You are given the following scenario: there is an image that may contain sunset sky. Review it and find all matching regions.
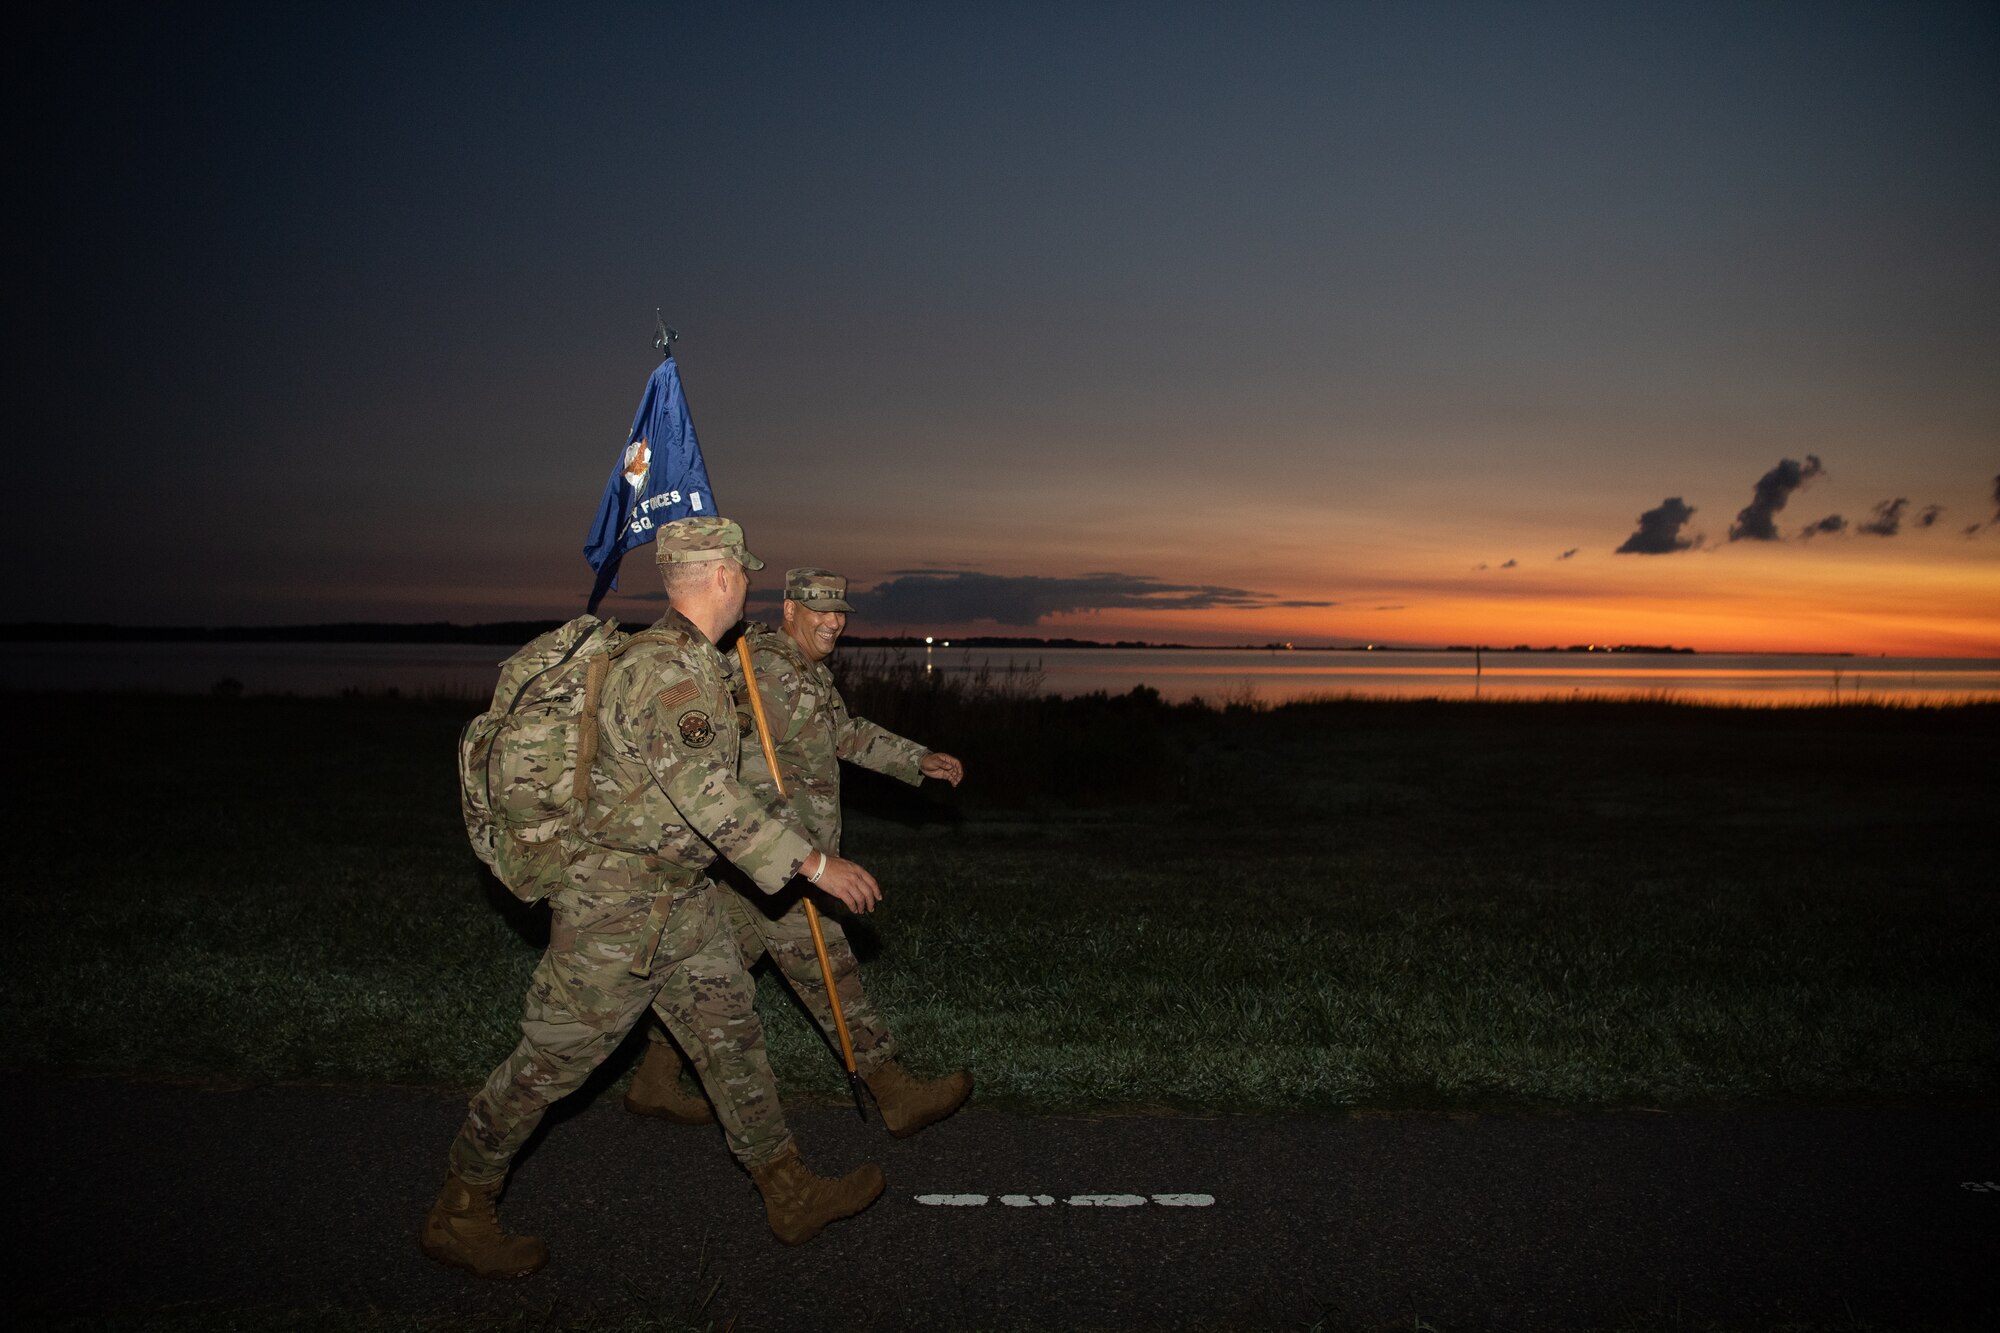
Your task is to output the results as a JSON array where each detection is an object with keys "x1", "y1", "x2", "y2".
[{"x1": 15, "y1": 3, "x2": 1999, "y2": 654}]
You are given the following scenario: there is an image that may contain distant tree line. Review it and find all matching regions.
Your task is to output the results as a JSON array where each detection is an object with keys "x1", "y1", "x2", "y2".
[
  {"x1": 1, "y1": 623, "x2": 1704, "y2": 653},
  {"x1": 0, "y1": 622, "x2": 565, "y2": 645}
]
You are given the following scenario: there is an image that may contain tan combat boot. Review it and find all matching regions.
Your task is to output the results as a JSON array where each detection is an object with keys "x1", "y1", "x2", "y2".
[
  {"x1": 420, "y1": 1172, "x2": 548, "y2": 1278},
  {"x1": 864, "y1": 1061, "x2": 973, "y2": 1138},
  {"x1": 622, "y1": 1039, "x2": 715, "y2": 1125},
  {"x1": 749, "y1": 1142, "x2": 885, "y2": 1245}
]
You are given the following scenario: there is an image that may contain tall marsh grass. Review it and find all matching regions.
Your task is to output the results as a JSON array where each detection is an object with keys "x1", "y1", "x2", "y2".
[{"x1": 830, "y1": 652, "x2": 1192, "y2": 805}]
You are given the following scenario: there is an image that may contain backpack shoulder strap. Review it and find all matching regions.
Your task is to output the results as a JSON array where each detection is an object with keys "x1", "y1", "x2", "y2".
[
  {"x1": 573, "y1": 651, "x2": 613, "y2": 807},
  {"x1": 607, "y1": 623, "x2": 688, "y2": 660},
  {"x1": 574, "y1": 623, "x2": 691, "y2": 807}
]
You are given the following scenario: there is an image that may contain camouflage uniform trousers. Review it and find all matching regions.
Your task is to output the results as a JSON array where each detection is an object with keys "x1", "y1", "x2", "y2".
[
  {"x1": 448, "y1": 850, "x2": 791, "y2": 1183},
  {"x1": 730, "y1": 885, "x2": 896, "y2": 1072},
  {"x1": 639, "y1": 884, "x2": 898, "y2": 1077}
]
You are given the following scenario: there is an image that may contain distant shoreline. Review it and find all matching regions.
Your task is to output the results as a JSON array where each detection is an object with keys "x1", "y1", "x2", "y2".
[
  {"x1": 0, "y1": 621, "x2": 1829, "y2": 655},
  {"x1": 0, "y1": 620, "x2": 1726, "y2": 654}
]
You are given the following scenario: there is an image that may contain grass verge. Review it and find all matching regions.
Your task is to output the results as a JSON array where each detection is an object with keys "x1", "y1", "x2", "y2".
[{"x1": 5, "y1": 688, "x2": 1993, "y2": 1113}]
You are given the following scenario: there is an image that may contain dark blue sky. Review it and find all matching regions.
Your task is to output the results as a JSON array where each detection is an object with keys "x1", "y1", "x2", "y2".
[{"x1": 15, "y1": 2, "x2": 1999, "y2": 650}]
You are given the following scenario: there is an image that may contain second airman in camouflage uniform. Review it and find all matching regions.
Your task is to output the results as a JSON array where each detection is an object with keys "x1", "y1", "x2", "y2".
[
  {"x1": 626, "y1": 567, "x2": 973, "y2": 1137},
  {"x1": 422, "y1": 520, "x2": 890, "y2": 1280}
]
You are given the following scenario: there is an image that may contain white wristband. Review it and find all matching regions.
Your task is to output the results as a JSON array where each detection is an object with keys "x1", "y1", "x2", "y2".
[{"x1": 808, "y1": 852, "x2": 827, "y2": 884}]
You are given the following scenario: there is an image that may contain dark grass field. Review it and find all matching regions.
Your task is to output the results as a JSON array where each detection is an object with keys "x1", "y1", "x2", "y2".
[
  {"x1": 30, "y1": 1301, "x2": 1987, "y2": 1333},
  {"x1": 6, "y1": 684, "x2": 1993, "y2": 1115}
]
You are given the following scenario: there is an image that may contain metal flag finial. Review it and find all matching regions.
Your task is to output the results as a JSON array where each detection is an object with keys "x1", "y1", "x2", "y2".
[{"x1": 654, "y1": 310, "x2": 679, "y2": 358}]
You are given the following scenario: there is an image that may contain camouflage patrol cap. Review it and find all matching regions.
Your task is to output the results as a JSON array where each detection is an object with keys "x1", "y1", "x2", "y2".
[
  {"x1": 654, "y1": 516, "x2": 765, "y2": 571},
  {"x1": 784, "y1": 567, "x2": 855, "y2": 613}
]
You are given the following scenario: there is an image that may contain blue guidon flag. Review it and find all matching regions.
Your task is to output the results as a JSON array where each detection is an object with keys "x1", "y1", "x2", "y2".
[{"x1": 584, "y1": 355, "x2": 717, "y2": 613}]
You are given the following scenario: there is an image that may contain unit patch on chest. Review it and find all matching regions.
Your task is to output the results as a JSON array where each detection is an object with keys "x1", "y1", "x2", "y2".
[{"x1": 677, "y1": 709, "x2": 716, "y2": 749}]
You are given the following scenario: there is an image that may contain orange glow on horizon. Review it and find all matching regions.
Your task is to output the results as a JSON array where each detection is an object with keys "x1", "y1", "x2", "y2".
[{"x1": 859, "y1": 541, "x2": 2000, "y2": 656}]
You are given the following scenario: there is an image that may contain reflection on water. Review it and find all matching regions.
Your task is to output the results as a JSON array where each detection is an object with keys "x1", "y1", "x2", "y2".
[{"x1": 4, "y1": 641, "x2": 1997, "y2": 707}]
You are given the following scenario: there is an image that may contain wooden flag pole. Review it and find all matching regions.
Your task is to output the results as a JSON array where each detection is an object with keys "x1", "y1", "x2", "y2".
[{"x1": 734, "y1": 634, "x2": 869, "y2": 1119}]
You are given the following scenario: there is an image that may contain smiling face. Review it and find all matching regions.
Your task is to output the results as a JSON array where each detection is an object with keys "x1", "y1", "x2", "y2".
[{"x1": 781, "y1": 597, "x2": 847, "y2": 663}]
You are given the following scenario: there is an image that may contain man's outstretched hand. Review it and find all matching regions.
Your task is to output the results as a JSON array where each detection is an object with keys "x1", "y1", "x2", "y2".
[{"x1": 919, "y1": 751, "x2": 965, "y2": 786}]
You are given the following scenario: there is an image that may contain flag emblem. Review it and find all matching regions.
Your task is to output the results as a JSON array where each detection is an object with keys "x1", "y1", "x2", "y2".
[
  {"x1": 621, "y1": 440, "x2": 651, "y2": 488},
  {"x1": 583, "y1": 355, "x2": 718, "y2": 613}
]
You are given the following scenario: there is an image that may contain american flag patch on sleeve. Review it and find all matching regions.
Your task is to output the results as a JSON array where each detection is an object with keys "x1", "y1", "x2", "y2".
[{"x1": 656, "y1": 679, "x2": 699, "y2": 711}]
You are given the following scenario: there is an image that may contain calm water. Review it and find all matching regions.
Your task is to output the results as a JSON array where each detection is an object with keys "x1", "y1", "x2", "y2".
[{"x1": 6, "y1": 641, "x2": 1998, "y2": 706}]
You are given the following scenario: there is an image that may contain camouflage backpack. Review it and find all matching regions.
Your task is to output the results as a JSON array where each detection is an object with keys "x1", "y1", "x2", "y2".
[{"x1": 458, "y1": 614, "x2": 642, "y2": 902}]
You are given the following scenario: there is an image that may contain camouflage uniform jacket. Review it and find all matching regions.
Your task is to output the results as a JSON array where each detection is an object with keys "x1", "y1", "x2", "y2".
[
  {"x1": 578, "y1": 609, "x2": 816, "y2": 894},
  {"x1": 728, "y1": 621, "x2": 928, "y2": 851}
]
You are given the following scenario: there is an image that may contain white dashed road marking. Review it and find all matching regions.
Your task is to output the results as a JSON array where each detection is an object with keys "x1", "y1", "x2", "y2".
[{"x1": 915, "y1": 1193, "x2": 1216, "y2": 1208}]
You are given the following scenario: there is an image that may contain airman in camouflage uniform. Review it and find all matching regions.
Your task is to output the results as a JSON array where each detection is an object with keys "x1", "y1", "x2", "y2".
[
  {"x1": 625, "y1": 567, "x2": 973, "y2": 1138},
  {"x1": 423, "y1": 520, "x2": 889, "y2": 1280}
]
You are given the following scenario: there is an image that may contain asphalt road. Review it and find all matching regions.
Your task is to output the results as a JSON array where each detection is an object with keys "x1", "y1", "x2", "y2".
[{"x1": 13, "y1": 1074, "x2": 1996, "y2": 1330}]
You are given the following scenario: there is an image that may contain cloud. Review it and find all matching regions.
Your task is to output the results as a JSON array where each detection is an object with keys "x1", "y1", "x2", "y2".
[
  {"x1": 1500, "y1": 559, "x2": 1518, "y2": 569},
  {"x1": 1473, "y1": 562, "x2": 1488, "y2": 571},
  {"x1": 1616, "y1": 497, "x2": 1699, "y2": 554},
  {"x1": 1917, "y1": 504, "x2": 1943, "y2": 529},
  {"x1": 1373, "y1": 604, "x2": 1406, "y2": 611},
  {"x1": 1729, "y1": 455, "x2": 1823, "y2": 541},
  {"x1": 1857, "y1": 497, "x2": 1909, "y2": 537},
  {"x1": 1799, "y1": 514, "x2": 1846, "y2": 539},
  {"x1": 849, "y1": 570, "x2": 1318, "y2": 626},
  {"x1": 1556, "y1": 548, "x2": 1578, "y2": 561}
]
